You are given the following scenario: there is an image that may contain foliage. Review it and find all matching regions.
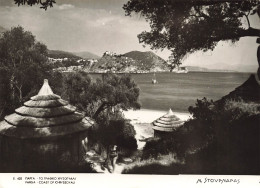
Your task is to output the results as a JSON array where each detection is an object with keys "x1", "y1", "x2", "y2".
[
  {"x1": 122, "y1": 153, "x2": 184, "y2": 174},
  {"x1": 0, "y1": 26, "x2": 61, "y2": 119},
  {"x1": 190, "y1": 97, "x2": 260, "y2": 122},
  {"x1": 91, "y1": 119, "x2": 138, "y2": 153},
  {"x1": 188, "y1": 97, "x2": 215, "y2": 121},
  {"x1": 140, "y1": 98, "x2": 260, "y2": 174},
  {"x1": 61, "y1": 72, "x2": 140, "y2": 153},
  {"x1": 88, "y1": 73, "x2": 141, "y2": 120},
  {"x1": 62, "y1": 71, "x2": 94, "y2": 114},
  {"x1": 62, "y1": 72, "x2": 141, "y2": 119},
  {"x1": 124, "y1": 0, "x2": 260, "y2": 69},
  {"x1": 142, "y1": 98, "x2": 216, "y2": 160},
  {"x1": 14, "y1": 0, "x2": 55, "y2": 10},
  {"x1": 185, "y1": 113, "x2": 260, "y2": 174},
  {"x1": 142, "y1": 137, "x2": 176, "y2": 159}
]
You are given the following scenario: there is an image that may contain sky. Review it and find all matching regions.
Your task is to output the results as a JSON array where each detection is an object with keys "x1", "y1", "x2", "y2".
[{"x1": 0, "y1": 0, "x2": 259, "y2": 72}]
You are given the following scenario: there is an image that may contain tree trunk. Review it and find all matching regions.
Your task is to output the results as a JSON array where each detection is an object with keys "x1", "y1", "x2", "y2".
[
  {"x1": 10, "y1": 75, "x2": 15, "y2": 101},
  {"x1": 0, "y1": 102, "x2": 6, "y2": 119},
  {"x1": 257, "y1": 38, "x2": 260, "y2": 79},
  {"x1": 14, "y1": 83, "x2": 23, "y2": 104},
  {"x1": 18, "y1": 85, "x2": 23, "y2": 103},
  {"x1": 93, "y1": 101, "x2": 108, "y2": 119}
]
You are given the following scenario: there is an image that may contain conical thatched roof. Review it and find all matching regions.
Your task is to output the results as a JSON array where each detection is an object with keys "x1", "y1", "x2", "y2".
[
  {"x1": 152, "y1": 109, "x2": 184, "y2": 132},
  {"x1": 0, "y1": 79, "x2": 94, "y2": 139}
]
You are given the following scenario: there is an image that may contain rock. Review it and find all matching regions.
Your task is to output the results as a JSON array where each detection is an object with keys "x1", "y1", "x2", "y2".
[
  {"x1": 122, "y1": 158, "x2": 133, "y2": 163},
  {"x1": 86, "y1": 150, "x2": 97, "y2": 157}
]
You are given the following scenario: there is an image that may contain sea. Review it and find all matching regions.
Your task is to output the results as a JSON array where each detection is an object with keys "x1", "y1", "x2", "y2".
[{"x1": 89, "y1": 72, "x2": 252, "y2": 113}]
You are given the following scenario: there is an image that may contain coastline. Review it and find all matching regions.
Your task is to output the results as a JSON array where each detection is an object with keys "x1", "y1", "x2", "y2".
[
  {"x1": 123, "y1": 108, "x2": 191, "y2": 124},
  {"x1": 123, "y1": 109, "x2": 191, "y2": 149}
]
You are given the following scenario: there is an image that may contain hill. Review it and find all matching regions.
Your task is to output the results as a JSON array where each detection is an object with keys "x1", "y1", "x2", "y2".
[
  {"x1": 73, "y1": 51, "x2": 100, "y2": 60},
  {"x1": 87, "y1": 51, "x2": 169, "y2": 73},
  {"x1": 47, "y1": 50, "x2": 81, "y2": 59},
  {"x1": 88, "y1": 53, "x2": 136, "y2": 73},
  {"x1": 220, "y1": 74, "x2": 260, "y2": 103},
  {"x1": 124, "y1": 51, "x2": 168, "y2": 72}
]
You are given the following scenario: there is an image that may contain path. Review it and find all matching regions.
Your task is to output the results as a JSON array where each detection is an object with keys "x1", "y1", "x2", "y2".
[{"x1": 85, "y1": 150, "x2": 129, "y2": 174}]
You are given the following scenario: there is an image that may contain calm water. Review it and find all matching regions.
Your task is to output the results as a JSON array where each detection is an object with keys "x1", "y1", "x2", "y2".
[{"x1": 90, "y1": 72, "x2": 251, "y2": 112}]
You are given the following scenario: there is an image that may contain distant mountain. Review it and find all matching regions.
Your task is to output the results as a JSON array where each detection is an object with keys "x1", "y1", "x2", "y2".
[
  {"x1": 210, "y1": 69, "x2": 236, "y2": 73},
  {"x1": 47, "y1": 50, "x2": 81, "y2": 59},
  {"x1": 186, "y1": 66, "x2": 209, "y2": 72},
  {"x1": 186, "y1": 66, "x2": 235, "y2": 73},
  {"x1": 73, "y1": 51, "x2": 100, "y2": 60},
  {"x1": 124, "y1": 51, "x2": 168, "y2": 71}
]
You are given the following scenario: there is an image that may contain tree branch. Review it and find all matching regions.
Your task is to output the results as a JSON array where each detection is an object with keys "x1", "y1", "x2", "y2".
[
  {"x1": 211, "y1": 27, "x2": 260, "y2": 42},
  {"x1": 191, "y1": 0, "x2": 243, "y2": 6},
  {"x1": 14, "y1": 82, "x2": 23, "y2": 102},
  {"x1": 93, "y1": 101, "x2": 110, "y2": 119},
  {"x1": 236, "y1": 27, "x2": 260, "y2": 37},
  {"x1": 189, "y1": 14, "x2": 206, "y2": 18},
  {"x1": 243, "y1": 13, "x2": 251, "y2": 28},
  {"x1": 194, "y1": 5, "x2": 209, "y2": 19}
]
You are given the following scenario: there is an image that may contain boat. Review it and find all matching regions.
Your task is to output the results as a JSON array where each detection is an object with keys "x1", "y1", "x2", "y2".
[
  {"x1": 152, "y1": 79, "x2": 157, "y2": 84},
  {"x1": 152, "y1": 72, "x2": 158, "y2": 84}
]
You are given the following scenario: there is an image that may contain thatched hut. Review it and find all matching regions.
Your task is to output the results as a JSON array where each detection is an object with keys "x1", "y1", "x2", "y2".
[
  {"x1": 0, "y1": 79, "x2": 94, "y2": 172},
  {"x1": 152, "y1": 109, "x2": 184, "y2": 138}
]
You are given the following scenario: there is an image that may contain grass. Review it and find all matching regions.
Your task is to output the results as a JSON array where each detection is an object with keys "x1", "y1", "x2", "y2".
[
  {"x1": 122, "y1": 153, "x2": 185, "y2": 174},
  {"x1": 224, "y1": 99, "x2": 259, "y2": 115}
]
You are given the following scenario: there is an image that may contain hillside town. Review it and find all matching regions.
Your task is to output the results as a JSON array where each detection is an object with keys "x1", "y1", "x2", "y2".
[{"x1": 49, "y1": 50, "x2": 188, "y2": 74}]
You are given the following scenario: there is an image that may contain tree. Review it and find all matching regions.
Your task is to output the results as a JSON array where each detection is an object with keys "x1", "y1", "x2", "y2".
[
  {"x1": 62, "y1": 72, "x2": 141, "y2": 120},
  {"x1": 14, "y1": 0, "x2": 55, "y2": 10},
  {"x1": 92, "y1": 73, "x2": 141, "y2": 119},
  {"x1": 0, "y1": 26, "x2": 59, "y2": 118},
  {"x1": 62, "y1": 71, "x2": 95, "y2": 115},
  {"x1": 123, "y1": 0, "x2": 260, "y2": 72},
  {"x1": 62, "y1": 72, "x2": 140, "y2": 155},
  {"x1": 91, "y1": 119, "x2": 138, "y2": 156}
]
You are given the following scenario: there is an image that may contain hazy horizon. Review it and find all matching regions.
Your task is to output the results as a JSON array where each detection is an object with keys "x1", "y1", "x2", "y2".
[{"x1": 0, "y1": 0, "x2": 259, "y2": 72}]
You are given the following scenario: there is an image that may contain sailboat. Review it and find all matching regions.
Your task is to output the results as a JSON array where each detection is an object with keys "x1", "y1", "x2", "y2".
[{"x1": 152, "y1": 72, "x2": 158, "y2": 84}]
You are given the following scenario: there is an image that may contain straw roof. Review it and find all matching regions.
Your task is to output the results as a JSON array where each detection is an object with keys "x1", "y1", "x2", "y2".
[
  {"x1": 0, "y1": 79, "x2": 94, "y2": 139},
  {"x1": 152, "y1": 109, "x2": 184, "y2": 132}
]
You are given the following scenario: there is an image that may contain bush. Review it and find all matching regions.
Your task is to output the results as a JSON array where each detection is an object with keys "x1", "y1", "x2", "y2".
[
  {"x1": 91, "y1": 119, "x2": 138, "y2": 155},
  {"x1": 188, "y1": 97, "x2": 215, "y2": 121},
  {"x1": 142, "y1": 137, "x2": 176, "y2": 159},
  {"x1": 122, "y1": 153, "x2": 184, "y2": 174},
  {"x1": 139, "y1": 98, "x2": 260, "y2": 174}
]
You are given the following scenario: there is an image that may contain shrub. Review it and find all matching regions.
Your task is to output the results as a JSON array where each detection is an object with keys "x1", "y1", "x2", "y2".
[
  {"x1": 142, "y1": 137, "x2": 176, "y2": 159},
  {"x1": 140, "y1": 98, "x2": 260, "y2": 174},
  {"x1": 91, "y1": 119, "x2": 138, "y2": 155},
  {"x1": 122, "y1": 153, "x2": 184, "y2": 174}
]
